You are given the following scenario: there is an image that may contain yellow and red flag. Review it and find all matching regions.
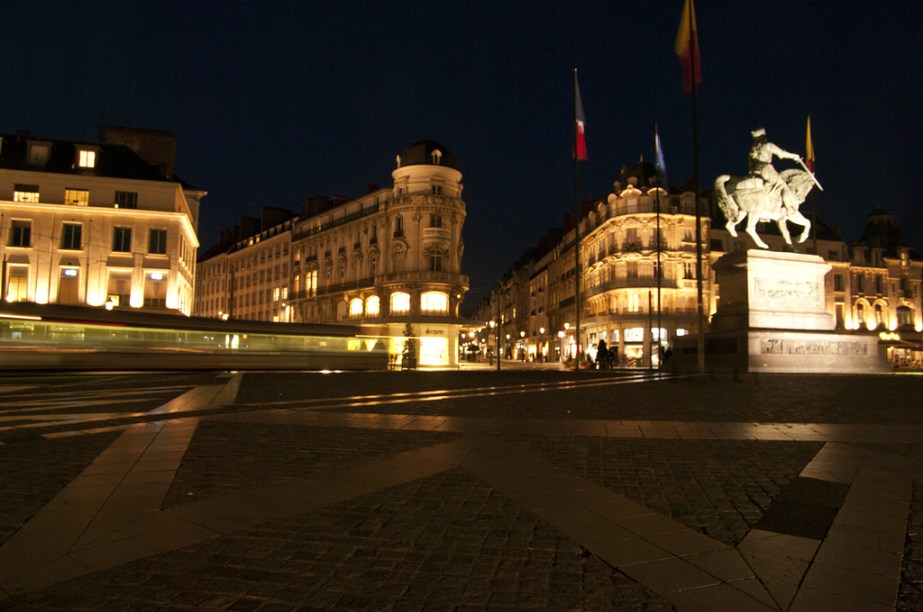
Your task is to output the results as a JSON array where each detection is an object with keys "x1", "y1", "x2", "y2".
[
  {"x1": 805, "y1": 115, "x2": 815, "y2": 171},
  {"x1": 674, "y1": 0, "x2": 701, "y2": 93}
]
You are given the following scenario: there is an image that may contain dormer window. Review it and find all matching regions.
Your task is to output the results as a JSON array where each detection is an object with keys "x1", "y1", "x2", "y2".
[
  {"x1": 26, "y1": 141, "x2": 51, "y2": 166},
  {"x1": 431, "y1": 149, "x2": 442, "y2": 165},
  {"x1": 77, "y1": 148, "x2": 97, "y2": 169}
]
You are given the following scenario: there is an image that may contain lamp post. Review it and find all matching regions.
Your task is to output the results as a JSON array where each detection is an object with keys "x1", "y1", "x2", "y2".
[
  {"x1": 519, "y1": 330, "x2": 526, "y2": 361},
  {"x1": 564, "y1": 322, "x2": 571, "y2": 364},
  {"x1": 539, "y1": 326, "x2": 545, "y2": 363}
]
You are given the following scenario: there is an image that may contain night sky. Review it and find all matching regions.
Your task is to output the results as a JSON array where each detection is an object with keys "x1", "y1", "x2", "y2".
[{"x1": 3, "y1": 1, "x2": 921, "y2": 311}]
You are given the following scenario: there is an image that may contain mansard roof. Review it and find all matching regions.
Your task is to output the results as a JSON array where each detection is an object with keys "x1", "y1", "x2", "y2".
[
  {"x1": 0, "y1": 132, "x2": 172, "y2": 182},
  {"x1": 397, "y1": 139, "x2": 459, "y2": 170}
]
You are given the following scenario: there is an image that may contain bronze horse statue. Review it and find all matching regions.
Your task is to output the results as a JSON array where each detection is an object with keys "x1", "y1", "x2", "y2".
[{"x1": 714, "y1": 169, "x2": 817, "y2": 249}]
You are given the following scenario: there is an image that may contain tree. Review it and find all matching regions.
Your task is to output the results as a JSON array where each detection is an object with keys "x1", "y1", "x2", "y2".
[{"x1": 401, "y1": 323, "x2": 417, "y2": 370}]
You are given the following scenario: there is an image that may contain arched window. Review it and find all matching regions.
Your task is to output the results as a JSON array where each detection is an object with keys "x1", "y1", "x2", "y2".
[
  {"x1": 421, "y1": 291, "x2": 448, "y2": 314},
  {"x1": 391, "y1": 292, "x2": 411, "y2": 315},
  {"x1": 366, "y1": 295, "x2": 380, "y2": 317},
  {"x1": 349, "y1": 298, "x2": 363, "y2": 318}
]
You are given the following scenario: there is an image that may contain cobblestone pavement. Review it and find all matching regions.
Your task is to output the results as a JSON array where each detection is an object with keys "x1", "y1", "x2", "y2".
[{"x1": 0, "y1": 370, "x2": 920, "y2": 610}]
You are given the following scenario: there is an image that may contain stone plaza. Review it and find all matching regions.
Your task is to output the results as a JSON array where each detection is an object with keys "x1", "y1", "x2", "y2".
[{"x1": 0, "y1": 367, "x2": 921, "y2": 610}]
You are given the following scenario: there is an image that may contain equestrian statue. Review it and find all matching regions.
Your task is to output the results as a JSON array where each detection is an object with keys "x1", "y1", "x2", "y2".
[{"x1": 714, "y1": 127, "x2": 822, "y2": 249}]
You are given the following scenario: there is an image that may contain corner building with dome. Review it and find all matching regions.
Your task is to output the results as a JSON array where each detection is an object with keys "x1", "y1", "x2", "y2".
[{"x1": 194, "y1": 140, "x2": 469, "y2": 367}]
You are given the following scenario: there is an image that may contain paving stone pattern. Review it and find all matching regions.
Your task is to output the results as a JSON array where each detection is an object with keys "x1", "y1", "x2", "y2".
[
  {"x1": 236, "y1": 372, "x2": 923, "y2": 424},
  {"x1": 503, "y1": 437, "x2": 823, "y2": 547},
  {"x1": 164, "y1": 423, "x2": 463, "y2": 508},
  {"x1": 0, "y1": 432, "x2": 120, "y2": 546},
  {"x1": 900, "y1": 480, "x2": 923, "y2": 611},
  {"x1": 7, "y1": 470, "x2": 676, "y2": 611}
]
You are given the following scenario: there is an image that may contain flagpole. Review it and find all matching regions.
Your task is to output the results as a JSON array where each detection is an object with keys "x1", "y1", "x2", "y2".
[
  {"x1": 688, "y1": 8, "x2": 705, "y2": 375},
  {"x1": 655, "y1": 122, "x2": 662, "y2": 370},
  {"x1": 573, "y1": 67, "x2": 582, "y2": 371}
]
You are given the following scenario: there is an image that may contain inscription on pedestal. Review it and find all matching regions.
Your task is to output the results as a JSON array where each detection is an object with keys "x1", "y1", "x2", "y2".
[
  {"x1": 761, "y1": 338, "x2": 869, "y2": 356},
  {"x1": 753, "y1": 277, "x2": 819, "y2": 302}
]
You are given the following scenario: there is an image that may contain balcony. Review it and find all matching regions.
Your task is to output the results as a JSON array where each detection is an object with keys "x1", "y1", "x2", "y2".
[
  {"x1": 423, "y1": 227, "x2": 451, "y2": 241},
  {"x1": 585, "y1": 277, "x2": 680, "y2": 294},
  {"x1": 382, "y1": 270, "x2": 469, "y2": 286}
]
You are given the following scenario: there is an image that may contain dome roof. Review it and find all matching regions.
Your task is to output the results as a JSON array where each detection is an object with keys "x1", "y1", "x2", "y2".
[{"x1": 397, "y1": 140, "x2": 459, "y2": 170}]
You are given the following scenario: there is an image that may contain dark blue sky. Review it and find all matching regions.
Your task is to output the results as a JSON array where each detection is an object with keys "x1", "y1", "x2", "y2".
[{"x1": 3, "y1": 1, "x2": 921, "y2": 310}]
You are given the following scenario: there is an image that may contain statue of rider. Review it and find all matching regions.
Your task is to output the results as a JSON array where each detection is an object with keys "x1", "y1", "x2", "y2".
[{"x1": 748, "y1": 128, "x2": 802, "y2": 213}]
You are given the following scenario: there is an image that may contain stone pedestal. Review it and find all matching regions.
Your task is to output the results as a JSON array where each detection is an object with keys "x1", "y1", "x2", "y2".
[
  {"x1": 711, "y1": 249, "x2": 834, "y2": 332},
  {"x1": 672, "y1": 250, "x2": 886, "y2": 374}
]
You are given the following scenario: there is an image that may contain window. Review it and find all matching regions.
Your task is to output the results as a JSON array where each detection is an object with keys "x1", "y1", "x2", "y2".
[
  {"x1": 627, "y1": 293, "x2": 640, "y2": 313},
  {"x1": 6, "y1": 266, "x2": 28, "y2": 302},
  {"x1": 834, "y1": 274, "x2": 844, "y2": 292},
  {"x1": 61, "y1": 223, "x2": 82, "y2": 250},
  {"x1": 626, "y1": 261, "x2": 638, "y2": 278},
  {"x1": 898, "y1": 306, "x2": 913, "y2": 329},
  {"x1": 421, "y1": 291, "x2": 448, "y2": 314},
  {"x1": 144, "y1": 272, "x2": 166, "y2": 308},
  {"x1": 429, "y1": 249, "x2": 444, "y2": 272},
  {"x1": 431, "y1": 185, "x2": 443, "y2": 195},
  {"x1": 27, "y1": 142, "x2": 50, "y2": 165},
  {"x1": 9, "y1": 220, "x2": 31, "y2": 247},
  {"x1": 111, "y1": 227, "x2": 132, "y2": 252},
  {"x1": 391, "y1": 291, "x2": 411, "y2": 314},
  {"x1": 306, "y1": 270, "x2": 317, "y2": 296},
  {"x1": 431, "y1": 149, "x2": 442, "y2": 164},
  {"x1": 349, "y1": 298, "x2": 364, "y2": 318},
  {"x1": 107, "y1": 271, "x2": 132, "y2": 307},
  {"x1": 78, "y1": 149, "x2": 96, "y2": 169},
  {"x1": 148, "y1": 229, "x2": 167, "y2": 254},
  {"x1": 394, "y1": 215, "x2": 404, "y2": 238},
  {"x1": 13, "y1": 184, "x2": 39, "y2": 203},
  {"x1": 430, "y1": 214, "x2": 443, "y2": 228},
  {"x1": 115, "y1": 191, "x2": 138, "y2": 209},
  {"x1": 64, "y1": 188, "x2": 89, "y2": 206},
  {"x1": 366, "y1": 295, "x2": 380, "y2": 317}
]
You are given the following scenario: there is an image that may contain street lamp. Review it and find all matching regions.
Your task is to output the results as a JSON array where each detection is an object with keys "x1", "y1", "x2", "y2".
[
  {"x1": 563, "y1": 322, "x2": 571, "y2": 363},
  {"x1": 539, "y1": 326, "x2": 545, "y2": 363}
]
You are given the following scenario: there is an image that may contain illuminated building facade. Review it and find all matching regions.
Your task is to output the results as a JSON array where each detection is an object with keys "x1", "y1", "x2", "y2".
[
  {"x1": 495, "y1": 162, "x2": 923, "y2": 368},
  {"x1": 196, "y1": 140, "x2": 469, "y2": 366},
  {"x1": 0, "y1": 128, "x2": 204, "y2": 314},
  {"x1": 194, "y1": 208, "x2": 295, "y2": 322}
]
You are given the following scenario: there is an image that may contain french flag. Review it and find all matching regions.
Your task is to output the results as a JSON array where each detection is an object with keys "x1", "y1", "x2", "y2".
[{"x1": 574, "y1": 73, "x2": 588, "y2": 161}]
